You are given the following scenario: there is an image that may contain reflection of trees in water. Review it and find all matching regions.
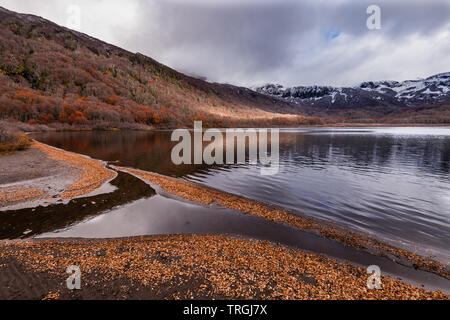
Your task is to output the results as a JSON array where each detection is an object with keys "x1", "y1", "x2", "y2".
[
  {"x1": 34, "y1": 131, "x2": 450, "y2": 178},
  {"x1": 35, "y1": 131, "x2": 254, "y2": 177},
  {"x1": 277, "y1": 133, "x2": 450, "y2": 175},
  {"x1": 34, "y1": 131, "x2": 205, "y2": 177}
]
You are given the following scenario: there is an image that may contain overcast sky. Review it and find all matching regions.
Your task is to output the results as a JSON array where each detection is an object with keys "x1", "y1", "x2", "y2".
[{"x1": 1, "y1": 0, "x2": 449, "y2": 87}]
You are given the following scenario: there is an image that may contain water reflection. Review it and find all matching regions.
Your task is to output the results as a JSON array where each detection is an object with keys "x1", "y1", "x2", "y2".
[
  {"x1": 33, "y1": 130, "x2": 213, "y2": 177},
  {"x1": 0, "y1": 172, "x2": 154, "y2": 239}
]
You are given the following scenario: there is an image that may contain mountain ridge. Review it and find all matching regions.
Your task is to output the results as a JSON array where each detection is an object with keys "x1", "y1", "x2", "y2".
[{"x1": 254, "y1": 72, "x2": 450, "y2": 110}]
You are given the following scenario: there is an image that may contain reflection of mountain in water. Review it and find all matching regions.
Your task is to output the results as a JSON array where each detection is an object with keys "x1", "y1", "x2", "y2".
[
  {"x1": 34, "y1": 129, "x2": 450, "y2": 178},
  {"x1": 277, "y1": 133, "x2": 450, "y2": 177},
  {"x1": 33, "y1": 131, "x2": 214, "y2": 178}
]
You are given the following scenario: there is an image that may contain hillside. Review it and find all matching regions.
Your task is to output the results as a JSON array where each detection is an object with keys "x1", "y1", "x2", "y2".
[{"x1": 0, "y1": 6, "x2": 319, "y2": 130}]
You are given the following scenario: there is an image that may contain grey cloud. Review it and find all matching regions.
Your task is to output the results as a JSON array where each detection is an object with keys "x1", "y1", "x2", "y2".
[
  {"x1": 1, "y1": 0, "x2": 449, "y2": 87},
  {"x1": 130, "y1": 1, "x2": 316, "y2": 73},
  {"x1": 124, "y1": 0, "x2": 450, "y2": 86}
]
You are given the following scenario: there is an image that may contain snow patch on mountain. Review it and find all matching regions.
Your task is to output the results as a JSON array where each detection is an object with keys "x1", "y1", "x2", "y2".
[{"x1": 253, "y1": 72, "x2": 450, "y2": 109}]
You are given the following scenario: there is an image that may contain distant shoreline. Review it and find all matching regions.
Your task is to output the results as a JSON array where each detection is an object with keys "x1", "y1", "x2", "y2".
[{"x1": 14, "y1": 123, "x2": 450, "y2": 137}]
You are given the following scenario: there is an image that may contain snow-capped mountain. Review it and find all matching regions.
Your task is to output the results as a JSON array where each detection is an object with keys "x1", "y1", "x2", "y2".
[{"x1": 253, "y1": 72, "x2": 450, "y2": 110}]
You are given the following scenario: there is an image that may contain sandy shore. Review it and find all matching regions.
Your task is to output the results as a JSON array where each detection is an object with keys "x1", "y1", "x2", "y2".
[
  {"x1": 0, "y1": 235, "x2": 447, "y2": 300},
  {"x1": 0, "y1": 141, "x2": 116, "y2": 209},
  {"x1": 115, "y1": 166, "x2": 449, "y2": 279}
]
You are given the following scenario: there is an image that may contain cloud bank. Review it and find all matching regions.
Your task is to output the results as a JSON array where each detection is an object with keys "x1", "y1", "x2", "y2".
[{"x1": 1, "y1": 0, "x2": 449, "y2": 87}]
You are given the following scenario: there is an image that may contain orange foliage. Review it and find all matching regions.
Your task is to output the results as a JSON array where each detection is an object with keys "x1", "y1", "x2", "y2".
[
  {"x1": 68, "y1": 111, "x2": 88, "y2": 125},
  {"x1": 14, "y1": 90, "x2": 37, "y2": 105}
]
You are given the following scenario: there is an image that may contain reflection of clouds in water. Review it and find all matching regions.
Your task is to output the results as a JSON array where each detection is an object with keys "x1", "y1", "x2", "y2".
[
  {"x1": 441, "y1": 194, "x2": 450, "y2": 215},
  {"x1": 37, "y1": 196, "x2": 209, "y2": 238}
]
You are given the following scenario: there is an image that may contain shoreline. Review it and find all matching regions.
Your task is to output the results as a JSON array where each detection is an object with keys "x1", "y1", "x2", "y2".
[
  {"x1": 22, "y1": 123, "x2": 450, "y2": 135},
  {"x1": 0, "y1": 140, "x2": 449, "y2": 299}
]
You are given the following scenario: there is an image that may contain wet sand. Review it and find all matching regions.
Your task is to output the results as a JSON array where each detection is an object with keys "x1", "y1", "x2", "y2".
[
  {"x1": 0, "y1": 235, "x2": 447, "y2": 300},
  {"x1": 0, "y1": 141, "x2": 116, "y2": 210}
]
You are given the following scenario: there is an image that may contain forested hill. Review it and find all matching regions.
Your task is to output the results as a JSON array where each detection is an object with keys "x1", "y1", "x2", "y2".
[{"x1": 0, "y1": 6, "x2": 320, "y2": 129}]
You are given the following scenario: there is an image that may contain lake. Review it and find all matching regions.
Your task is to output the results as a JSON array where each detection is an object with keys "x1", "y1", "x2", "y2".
[{"x1": 32, "y1": 127, "x2": 450, "y2": 263}]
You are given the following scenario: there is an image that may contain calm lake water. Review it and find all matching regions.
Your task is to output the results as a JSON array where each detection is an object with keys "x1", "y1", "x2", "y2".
[{"x1": 33, "y1": 127, "x2": 450, "y2": 263}]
